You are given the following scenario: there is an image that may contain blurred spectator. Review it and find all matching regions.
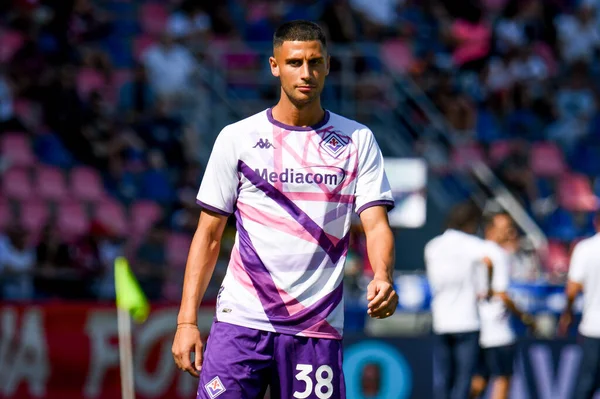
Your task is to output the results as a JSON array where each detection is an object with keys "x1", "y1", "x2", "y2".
[
  {"x1": 554, "y1": 2, "x2": 600, "y2": 65},
  {"x1": 167, "y1": 0, "x2": 211, "y2": 43},
  {"x1": 320, "y1": 0, "x2": 360, "y2": 44},
  {"x1": 34, "y1": 223, "x2": 78, "y2": 299},
  {"x1": 139, "y1": 150, "x2": 175, "y2": 204},
  {"x1": 141, "y1": 32, "x2": 198, "y2": 100},
  {"x1": 547, "y1": 62, "x2": 596, "y2": 152},
  {"x1": 118, "y1": 63, "x2": 155, "y2": 123},
  {"x1": 134, "y1": 223, "x2": 167, "y2": 301},
  {"x1": 135, "y1": 97, "x2": 185, "y2": 168},
  {"x1": 0, "y1": 225, "x2": 36, "y2": 300},
  {"x1": 68, "y1": 0, "x2": 112, "y2": 44}
]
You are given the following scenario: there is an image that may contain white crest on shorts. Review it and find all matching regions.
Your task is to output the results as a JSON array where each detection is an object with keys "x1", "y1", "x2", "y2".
[{"x1": 204, "y1": 376, "x2": 226, "y2": 398}]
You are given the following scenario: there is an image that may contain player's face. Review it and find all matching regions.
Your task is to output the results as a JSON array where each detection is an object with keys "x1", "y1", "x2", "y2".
[
  {"x1": 493, "y1": 214, "x2": 516, "y2": 244},
  {"x1": 270, "y1": 40, "x2": 330, "y2": 107}
]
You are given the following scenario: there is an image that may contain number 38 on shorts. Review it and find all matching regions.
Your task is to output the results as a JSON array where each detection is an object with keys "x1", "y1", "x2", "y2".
[{"x1": 293, "y1": 364, "x2": 335, "y2": 399}]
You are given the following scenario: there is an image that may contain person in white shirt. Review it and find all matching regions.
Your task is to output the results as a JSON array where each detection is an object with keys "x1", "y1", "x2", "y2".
[
  {"x1": 558, "y1": 211, "x2": 600, "y2": 399},
  {"x1": 425, "y1": 201, "x2": 493, "y2": 399},
  {"x1": 470, "y1": 212, "x2": 535, "y2": 399}
]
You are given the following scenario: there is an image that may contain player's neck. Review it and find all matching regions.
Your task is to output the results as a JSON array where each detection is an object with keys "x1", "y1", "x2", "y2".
[{"x1": 271, "y1": 98, "x2": 325, "y2": 128}]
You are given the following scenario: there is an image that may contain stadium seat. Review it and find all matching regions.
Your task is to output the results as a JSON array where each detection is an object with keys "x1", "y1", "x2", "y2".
[
  {"x1": 36, "y1": 166, "x2": 69, "y2": 201},
  {"x1": 76, "y1": 68, "x2": 105, "y2": 100},
  {"x1": 2, "y1": 167, "x2": 33, "y2": 200},
  {"x1": 488, "y1": 140, "x2": 515, "y2": 166},
  {"x1": 557, "y1": 173, "x2": 599, "y2": 212},
  {"x1": 94, "y1": 199, "x2": 128, "y2": 237},
  {"x1": 0, "y1": 133, "x2": 36, "y2": 167},
  {"x1": 70, "y1": 166, "x2": 106, "y2": 202},
  {"x1": 380, "y1": 39, "x2": 414, "y2": 73},
  {"x1": 450, "y1": 143, "x2": 486, "y2": 172},
  {"x1": 544, "y1": 240, "x2": 570, "y2": 275},
  {"x1": 57, "y1": 200, "x2": 90, "y2": 240},
  {"x1": 139, "y1": 3, "x2": 168, "y2": 36},
  {"x1": 166, "y1": 232, "x2": 192, "y2": 268},
  {"x1": 0, "y1": 30, "x2": 24, "y2": 63},
  {"x1": 13, "y1": 98, "x2": 41, "y2": 130},
  {"x1": 20, "y1": 200, "x2": 49, "y2": 237},
  {"x1": 130, "y1": 200, "x2": 163, "y2": 235},
  {"x1": 530, "y1": 142, "x2": 567, "y2": 177}
]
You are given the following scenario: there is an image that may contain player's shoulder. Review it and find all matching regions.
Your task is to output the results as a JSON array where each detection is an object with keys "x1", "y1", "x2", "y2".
[
  {"x1": 327, "y1": 111, "x2": 373, "y2": 138},
  {"x1": 574, "y1": 234, "x2": 600, "y2": 253},
  {"x1": 218, "y1": 110, "x2": 269, "y2": 139}
]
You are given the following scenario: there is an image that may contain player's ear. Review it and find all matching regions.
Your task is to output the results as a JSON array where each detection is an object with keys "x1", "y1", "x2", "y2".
[
  {"x1": 325, "y1": 55, "x2": 331, "y2": 76},
  {"x1": 269, "y1": 56, "x2": 280, "y2": 77}
]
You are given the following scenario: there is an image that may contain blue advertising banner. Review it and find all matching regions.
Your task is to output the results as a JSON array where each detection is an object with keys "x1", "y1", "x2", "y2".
[{"x1": 343, "y1": 336, "x2": 600, "y2": 399}]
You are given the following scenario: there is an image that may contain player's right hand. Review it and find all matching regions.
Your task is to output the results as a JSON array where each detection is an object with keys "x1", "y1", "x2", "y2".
[
  {"x1": 172, "y1": 324, "x2": 203, "y2": 378},
  {"x1": 557, "y1": 312, "x2": 572, "y2": 337}
]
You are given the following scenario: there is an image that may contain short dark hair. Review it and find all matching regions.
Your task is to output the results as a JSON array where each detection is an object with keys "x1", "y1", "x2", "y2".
[
  {"x1": 445, "y1": 201, "x2": 482, "y2": 232},
  {"x1": 273, "y1": 20, "x2": 327, "y2": 50}
]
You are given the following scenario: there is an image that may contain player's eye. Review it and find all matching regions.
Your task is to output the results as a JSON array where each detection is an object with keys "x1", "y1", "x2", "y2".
[
  {"x1": 288, "y1": 60, "x2": 302, "y2": 66},
  {"x1": 309, "y1": 59, "x2": 322, "y2": 65}
]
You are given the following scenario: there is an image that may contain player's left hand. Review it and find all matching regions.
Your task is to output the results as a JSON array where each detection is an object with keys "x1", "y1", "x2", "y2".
[{"x1": 366, "y1": 278, "x2": 398, "y2": 319}]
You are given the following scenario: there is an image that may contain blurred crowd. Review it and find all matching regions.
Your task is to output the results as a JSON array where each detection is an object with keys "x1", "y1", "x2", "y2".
[{"x1": 1, "y1": 0, "x2": 599, "y2": 302}]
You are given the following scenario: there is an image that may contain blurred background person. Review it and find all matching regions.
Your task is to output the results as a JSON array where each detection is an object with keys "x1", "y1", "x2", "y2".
[
  {"x1": 471, "y1": 211, "x2": 536, "y2": 399},
  {"x1": 559, "y1": 210, "x2": 600, "y2": 399},
  {"x1": 425, "y1": 201, "x2": 492, "y2": 399}
]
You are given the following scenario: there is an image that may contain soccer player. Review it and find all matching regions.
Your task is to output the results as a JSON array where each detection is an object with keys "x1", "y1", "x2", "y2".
[
  {"x1": 425, "y1": 201, "x2": 493, "y2": 399},
  {"x1": 171, "y1": 20, "x2": 398, "y2": 399},
  {"x1": 558, "y1": 210, "x2": 600, "y2": 399},
  {"x1": 470, "y1": 212, "x2": 535, "y2": 399}
]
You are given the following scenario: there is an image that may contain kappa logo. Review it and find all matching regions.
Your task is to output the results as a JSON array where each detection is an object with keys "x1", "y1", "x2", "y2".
[
  {"x1": 253, "y1": 138, "x2": 276, "y2": 149},
  {"x1": 320, "y1": 132, "x2": 348, "y2": 158},
  {"x1": 205, "y1": 376, "x2": 226, "y2": 398}
]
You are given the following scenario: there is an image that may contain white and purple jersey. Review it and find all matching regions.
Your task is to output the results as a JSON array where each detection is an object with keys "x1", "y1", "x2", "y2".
[{"x1": 196, "y1": 108, "x2": 394, "y2": 340}]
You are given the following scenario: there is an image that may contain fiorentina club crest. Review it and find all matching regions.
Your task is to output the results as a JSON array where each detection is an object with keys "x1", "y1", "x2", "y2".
[
  {"x1": 320, "y1": 132, "x2": 348, "y2": 158},
  {"x1": 204, "y1": 376, "x2": 226, "y2": 398}
]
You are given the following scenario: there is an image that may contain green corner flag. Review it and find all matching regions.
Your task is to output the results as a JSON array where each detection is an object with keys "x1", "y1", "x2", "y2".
[{"x1": 115, "y1": 256, "x2": 150, "y2": 323}]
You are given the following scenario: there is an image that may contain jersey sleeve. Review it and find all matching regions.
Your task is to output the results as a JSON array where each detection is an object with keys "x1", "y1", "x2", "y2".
[
  {"x1": 568, "y1": 242, "x2": 587, "y2": 284},
  {"x1": 196, "y1": 127, "x2": 239, "y2": 216},
  {"x1": 354, "y1": 129, "x2": 394, "y2": 215},
  {"x1": 488, "y1": 244, "x2": 510, "y2": 293}
]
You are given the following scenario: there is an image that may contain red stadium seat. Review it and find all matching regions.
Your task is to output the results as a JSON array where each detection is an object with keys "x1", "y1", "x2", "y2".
[
  {"x1": 140, "y1": 3, "x2": 168, "y2": 36},
  {"x1": 557, "y1": 173, "x2": 599, "y2": 212},
  {"x1": 544, "y1": 240, "x2": 570, "y2": 275},
  {"x1": 381, "y1": 39, "x2": 414, "y2": 73},
  {"x1": 36, "y1": 166, "x2": 69, "y2": 201},
  {"x1": 0, "y1": 30, "x2": 24, "y2": 63},
  {"x1": 94, "y1": 199, "x2": 128, "y2": 237},
  {"x1": 57, "y1": 200, "x2": 90, "y2": 241},
  {"x1": 166, "y1": 232, "x2": 192, "y2": 268},
  {"x1": 0, "y1": 133, "x2": 35, "y2": 166},
  {"x1": 20, "y1": 200, "x2": 49, "y2": 237},
  {"x1": 71, "y1": 166, "x2": 106, "y2": 201},
  {"x1": 488, "y1": 140, "x2": 515, "y2": 166},
  {"x1": 130, "y1": 200, "x2": 163, "y2": 235},
  {"x1": 2, "y1": 167, "x2": 33, "y2": 200},
  {"x1": 451, "y1": 143, "x2": 486, "y2": 172},
  {"x1": 76, "y1": 68, "x2": 105, "y2": 100},
  {"x1": 530, "y1": 142, "x2": 567, "y2": 177}
]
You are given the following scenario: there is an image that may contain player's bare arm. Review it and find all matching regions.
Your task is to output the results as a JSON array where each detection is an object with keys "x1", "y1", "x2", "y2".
[
  {"x1": 558, "y1": 280, "x2": 583, "y2": 336},
  {"x1": 360, "y1": 205, "x2": 398, "y2": 319},
  {"x1": 172, "y1": 210, "x2": 228, "y2": 377}
]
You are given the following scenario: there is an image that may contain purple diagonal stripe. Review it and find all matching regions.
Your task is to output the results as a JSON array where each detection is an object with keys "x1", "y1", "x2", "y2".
[
  {"x1": 236, "y1": 214, "x2": 342, "y2": 336},
  {"x1": 238, "y1": 160, "x2": 349, "y2": 263}
]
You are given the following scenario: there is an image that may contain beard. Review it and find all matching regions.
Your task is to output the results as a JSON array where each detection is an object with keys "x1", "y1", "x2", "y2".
[{"x1": 280, "y1": 84, "x2": 322, "y2": 108}]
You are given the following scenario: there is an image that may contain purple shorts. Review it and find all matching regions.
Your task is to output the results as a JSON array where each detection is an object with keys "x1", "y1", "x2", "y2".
[{"x1": 197, "y1": 320, "x2": 346, "y2": 399}]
